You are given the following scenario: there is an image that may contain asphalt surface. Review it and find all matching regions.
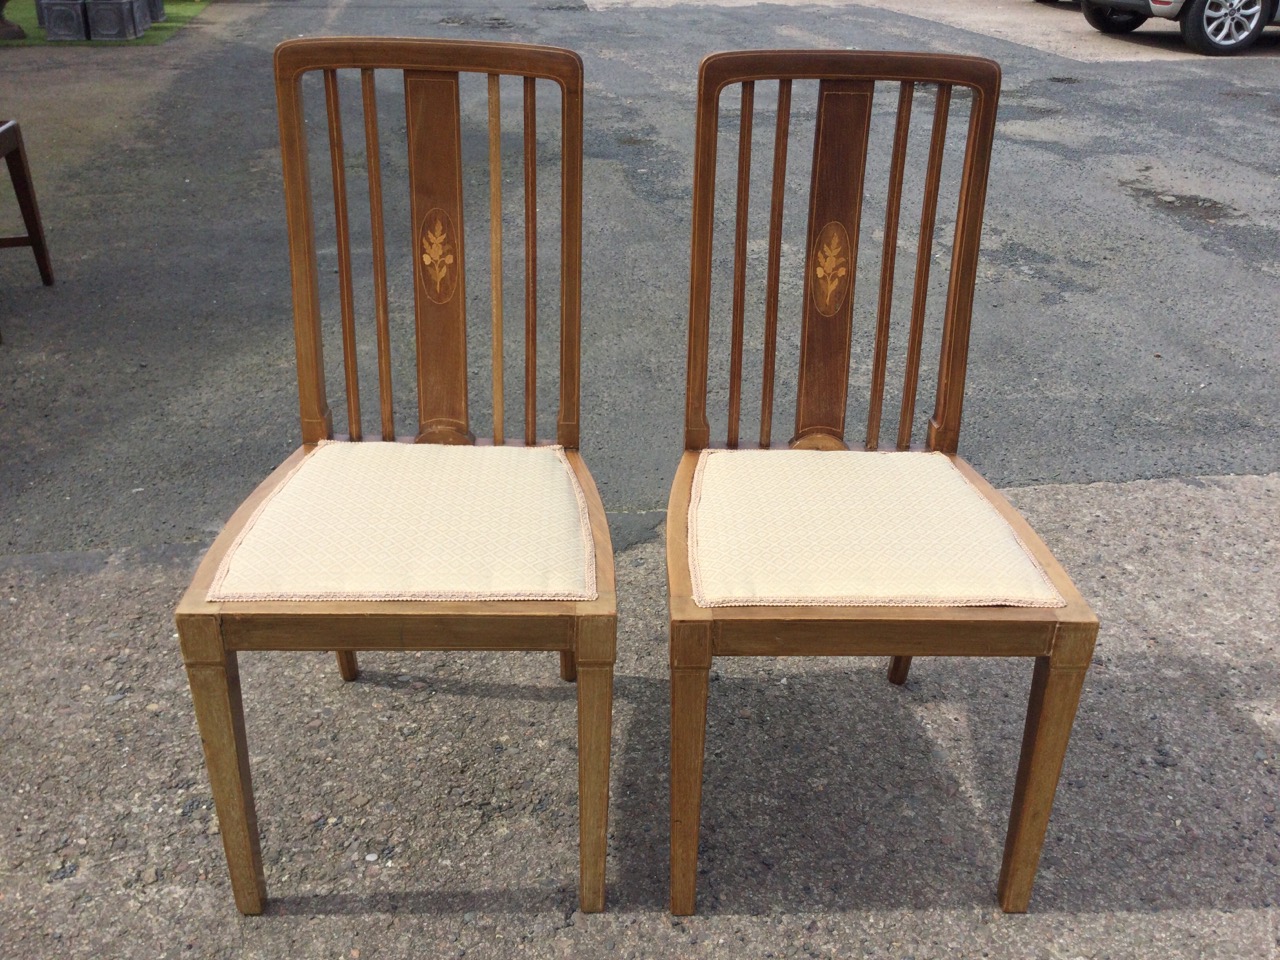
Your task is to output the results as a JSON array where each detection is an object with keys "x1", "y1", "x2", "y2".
[{"x1": 1, "y1": 1, "x2": 1277, "y2": 957}]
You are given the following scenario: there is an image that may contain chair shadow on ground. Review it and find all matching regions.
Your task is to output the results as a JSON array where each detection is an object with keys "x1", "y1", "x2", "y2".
[
  {"x1": 608, "y1": 652, "x2": 1279, "y2": 915},
  {"x1": 255, "y1": 648, "x2": 1276, "y2": 917}
]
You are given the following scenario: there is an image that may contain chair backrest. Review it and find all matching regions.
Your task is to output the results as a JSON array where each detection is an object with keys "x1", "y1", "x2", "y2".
[
  {"x1": 684, "y1": 51, "x2": 1001, "y2": 455},
  {"x1": 274, "y1": 38, "x2": 584, "y2": 448}
]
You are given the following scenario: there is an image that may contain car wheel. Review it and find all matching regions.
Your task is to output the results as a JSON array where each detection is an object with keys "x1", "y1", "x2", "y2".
[
  {"x1": 1081, "y1": 1, "x2": 1149, "y2": 32},
  {"x1": 1180, "y1": 0, "x2": 1267, "y2": 54}
]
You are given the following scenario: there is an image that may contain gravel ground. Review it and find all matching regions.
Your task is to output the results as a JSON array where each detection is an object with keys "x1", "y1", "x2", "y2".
[
  {"x1": 2, "y1": 0, "x2": 1278, "y2": 955},
  {"x1": 2, "y1": 475, "x2": 1276, "y2": 958}
]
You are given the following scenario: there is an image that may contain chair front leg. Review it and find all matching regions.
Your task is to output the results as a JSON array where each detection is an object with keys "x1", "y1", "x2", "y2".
[
  {"x1": 669, "y1": 620, "x2": 712, "y2": 916},
  {"x1": 178, "y1": 617, "x2": 266, "y2": 914},
  {"x1": 575, "y1": 616, "x2": 615, "y2": 912},
  {"x1": 997, "y1": 622, "x2": 1096, "y2": 912},
  {"x1": 887, "y1": 655, "x2": 912, "y2": 685}
]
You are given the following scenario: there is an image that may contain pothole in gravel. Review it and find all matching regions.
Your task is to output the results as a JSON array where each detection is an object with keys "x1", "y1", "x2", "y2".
[
  {"x1": 1120, "y1": 180, "x2": 1241, "y2": 223},
  {"x1": 438, "y1": 14, "x2": 517, "y2": 29}
]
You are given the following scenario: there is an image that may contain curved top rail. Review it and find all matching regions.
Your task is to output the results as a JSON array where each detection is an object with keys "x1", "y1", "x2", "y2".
[
  {"x1": 698, "y1": 49, "x2": 999, "y2": 100},
  {"x1": 275, "y1": 37, "x2": 584, "y2": 90}
]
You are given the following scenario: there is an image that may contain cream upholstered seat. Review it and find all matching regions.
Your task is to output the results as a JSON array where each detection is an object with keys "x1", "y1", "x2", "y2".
[
  {"x1": 688, "y1": 449, "x2": 1062, "y2": 609},
  {"x1": 209, "y1": 442, "x2": 596, "y2": 603}
]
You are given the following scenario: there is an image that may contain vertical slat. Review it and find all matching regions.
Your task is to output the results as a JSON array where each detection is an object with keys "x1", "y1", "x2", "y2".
[
  {"x1": 361, "y1": 68, "x2": 395, "y2": 441},
  {"x1": 406, "y1": 70, "x2": 473, "y2": 445},
  {"x1": 791, "y1": 79, "x2": 875, "y2": 450},
  {"x1": 275, "y1": 69, "x2": 332, "y2": 443},
  {"x1": 324, "y1": 69, "x2": 362, "y2": 441},
  {"x1": 897, "y1": 83, "x2": 951, "y2": 451},
  {"x1": 684, "y1": 71, "x2": 722, "y2": 451},
  {"x1": 929, "y1": 80, "x2": 1001, "y2": 455},
  {"x1": 759, "y1": 80, "x2": 790, "y2": 449},
  {"x1": 488, "y1": 74, "x2": 506, "y2": 446},
  {"x1": 726, "y1": 81, "x2": 754, "y2": 449},
  {"x1": 557, "y1": 70, "x2": 584, "y2": 449},
  {"x1": 523, "y1": 77, "x2": 538, "y2": 446},
  {"x1": 866, "y1": 82, "x2": 914, "y2": 451}
]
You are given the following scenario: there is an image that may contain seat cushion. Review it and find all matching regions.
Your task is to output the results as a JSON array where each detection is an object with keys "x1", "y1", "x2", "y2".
[
  {"x1": 688, "y1": 449, "x2": 1064, "y2": 608},
  {"x1": 208, "y1": 442, "x2": 597, "y2": 602}
]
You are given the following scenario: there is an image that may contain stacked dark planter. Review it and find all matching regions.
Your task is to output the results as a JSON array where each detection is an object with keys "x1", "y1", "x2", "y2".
[{"x1": 38, "y1": 0, "x2": 164, "y2": 39}]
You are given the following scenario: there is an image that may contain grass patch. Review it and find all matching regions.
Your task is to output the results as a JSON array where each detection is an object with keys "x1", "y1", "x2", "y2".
[{"x1": 0, "y1": 0, "x2": 210, "y2": 46}]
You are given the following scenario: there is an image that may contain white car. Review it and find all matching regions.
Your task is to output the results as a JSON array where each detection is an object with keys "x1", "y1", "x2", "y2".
[{"x1": 1077, "y1": 0, "x2": 1279, "y2": 55}]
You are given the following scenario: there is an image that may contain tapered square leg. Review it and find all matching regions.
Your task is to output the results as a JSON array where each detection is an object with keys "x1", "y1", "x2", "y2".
[
  {"x1": 335, "y1": 650, "x2": 359, "y2": 681},
  {"x1": 560, "y1": 650, "x2": 578, "y2": 682},
  {"x1": 997, "y1": 623, "x2": 1096, "y2": 912},
  {"x1": 669, "y1": 620, "x2": 712, "y2": 916},
  {"x1": 178, "y1": 616, "x2": 266, "y2": 914},
  {"x1": 575, "y1": 616, "x2": 615, "y2": 912},
  {"x1": 887, "y1": 655, "x2": 912, "y2": 685}
]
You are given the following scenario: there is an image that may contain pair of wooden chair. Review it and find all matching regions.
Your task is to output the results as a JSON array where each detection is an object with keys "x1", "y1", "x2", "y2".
[{"x1": 177, "y1": 38, "x2": 1097, "y2": 918}]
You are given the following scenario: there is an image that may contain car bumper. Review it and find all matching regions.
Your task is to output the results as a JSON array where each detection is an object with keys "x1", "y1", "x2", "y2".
[{"x1": 1100, "y1": 0, "x2": 1186, "y2": 19}]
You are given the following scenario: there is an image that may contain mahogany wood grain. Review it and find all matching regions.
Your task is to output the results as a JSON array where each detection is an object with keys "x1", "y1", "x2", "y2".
[
  {"x1": 669, "y1": 51, "x2": 1094, "y2": 917},
  {"x1": 407, "y1": 70, "x2": 473, "y2": 445},
  {"x1": 183, "y1": 39, "x2": 612, "y2": 916},
  {"x1": 791, "y1": 80, "x2": 871, "y2": 449}
]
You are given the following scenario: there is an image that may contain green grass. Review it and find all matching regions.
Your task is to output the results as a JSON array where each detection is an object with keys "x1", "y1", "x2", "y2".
[{"x1": 0, "y1": 0, "x2": 209, "y2": 46}]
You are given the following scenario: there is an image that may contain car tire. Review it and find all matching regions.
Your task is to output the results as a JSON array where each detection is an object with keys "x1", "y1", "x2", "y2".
[
  {"x1": 1180, "y1": 0, "x2": 1268, "y2": 55},
  {"x1": 1081, "y1": 1, "x2": 1149, "y2": 32}
]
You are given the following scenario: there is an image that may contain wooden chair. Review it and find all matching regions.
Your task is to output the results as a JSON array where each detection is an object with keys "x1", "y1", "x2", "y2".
[
  {"x1": 1, "y1": 120, "x2": 54, "y2": 287},
  {"x1": 176, "y1": 38, "x2": 615, "y2": 915},
  {"x1": 667, "y1": 51, "x2": 1098, "y2": 915}
]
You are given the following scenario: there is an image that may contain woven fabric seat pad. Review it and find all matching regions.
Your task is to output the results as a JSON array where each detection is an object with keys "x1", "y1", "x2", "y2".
[
  {"x1": 689, "y1": 450, "x2": 1064, "y2": 608},
  {"x1": 208, "y1": 442, "x2": 597, "y2": 602}
]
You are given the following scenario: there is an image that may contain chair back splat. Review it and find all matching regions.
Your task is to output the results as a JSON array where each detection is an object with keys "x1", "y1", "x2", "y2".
[
  {"x1": 273, "y1": 38, "x2": 584, "y2": 448},
  {"x1": 684, "y1": 51, "x2": 1000, "y2": 455}
]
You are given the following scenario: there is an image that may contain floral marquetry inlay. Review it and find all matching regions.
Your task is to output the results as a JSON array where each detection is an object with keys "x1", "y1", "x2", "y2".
[
  {"x1": 811, "y1": 221, "x2": 851, "y2": 317},
  {"x1": 420, "y1": 209, "x2": 458, "y2": 304}
]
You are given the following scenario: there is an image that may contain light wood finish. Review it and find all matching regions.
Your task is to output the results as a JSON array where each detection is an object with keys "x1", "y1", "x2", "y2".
[
  {"x1": 488, "y1": 72, "x2": 506, "y2": 446},
  {"x1": 177, "y1": 617, "x2": 265, "y2": 915},
  {"x1": 523, "y1": 76, "x2": 539, "y2": 446},
  {"x1": 323, "y1": 69, "x2": 363, "y2": 442},
  {"x1": 758, "y1": 80, "x2": 790, "y2": 449},
  {"x1": 726, "y1": 82, "x2": 753, "y2": 449},
  {"x1": 0, "y1": 120, "x2": 54, "y2": 289},
  {"x1": 360, "y1": 68, "x2": 396, "y2": 443},
  {"x1": 668, "y1": 51, "x2": 1097, "y2": 915},
  {"x1": 180, "y1": 38, "x2": 613, "y2": 915},
  {"x1": 897, "y1": 84, "x2": 951, "y2": 451}
]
